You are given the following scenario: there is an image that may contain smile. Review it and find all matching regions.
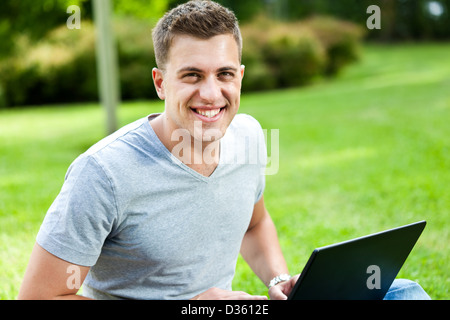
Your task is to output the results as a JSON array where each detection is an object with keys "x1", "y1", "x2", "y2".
[
  {"x1": 194, "y1": 108, "x2": 221, "y2": 117},
  {"x1": 191, "y1": 107, "x2": 226, "y2": 121}
]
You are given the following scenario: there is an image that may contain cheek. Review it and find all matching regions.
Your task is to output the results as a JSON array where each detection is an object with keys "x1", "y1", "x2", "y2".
[
  {"x1": 224, "y1": 83, "x2": 242, "y2": 106},
  {"x1": 165, "y1": 84, "x2": 195, "y2": 108}
]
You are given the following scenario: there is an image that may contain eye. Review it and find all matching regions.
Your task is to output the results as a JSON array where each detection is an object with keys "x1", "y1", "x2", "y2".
[
  {"x1": 184, "y1": 73, "x2": 201, "y2": 79},
  {"x1": 182, "y1": 73, "x2": 202, "y2": 83},
  {"x1": 218, "y1": 71, "x2": 235, "y2": 80}
]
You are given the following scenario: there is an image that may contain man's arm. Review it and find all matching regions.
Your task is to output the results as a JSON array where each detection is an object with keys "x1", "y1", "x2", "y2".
[
  {"x1": 240, "y1": 195, "x2": 297, "y2": 300},
  {"x1": 18, "y1": 243, "x2": 91, "y2": 300},
  {"x1": 21, "y1": 243, "x2": 267, "y2": 301}
]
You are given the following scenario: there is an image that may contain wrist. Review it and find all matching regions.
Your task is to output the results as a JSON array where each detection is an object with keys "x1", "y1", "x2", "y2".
[{"x1": 268, "y1": 274, "x2": 291, "y2": 289}]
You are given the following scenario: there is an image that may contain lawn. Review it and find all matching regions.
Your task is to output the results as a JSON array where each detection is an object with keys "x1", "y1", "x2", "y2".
[{"x1": 1, "y1": 43, "x2": 449, "y2": 299}]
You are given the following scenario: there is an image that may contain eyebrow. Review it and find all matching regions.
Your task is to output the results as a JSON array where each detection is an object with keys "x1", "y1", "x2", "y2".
[
  {"x1": 177, "y1": 66, "x2": 238, "y2": 75},
  {"x1": 217, "y1": 66, "x2": 238, "y2": 72},
  {"x1": 177, "y1": 67, "x2": 202, "y2": 75}
]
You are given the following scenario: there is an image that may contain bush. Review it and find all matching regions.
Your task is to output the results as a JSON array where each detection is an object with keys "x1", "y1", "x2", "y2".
[
  {"x1": 241, "y1": 20, "x2": 278, "y2": 92},
  {"x1": 241, "y1": 15, "x2": 365, "y2": 91},
  {"x1": 0, "y1": 23, "x2": 98, "y2": 107},
  {"x1": 303, "y1": 16, "x2": 366, "y2": 75},
  {"x1": 262, "y1": 24, "x2": 327, "y2": 87},
  {"x1": 0, "y1": 18, "x2": 156, "y2": 108}
]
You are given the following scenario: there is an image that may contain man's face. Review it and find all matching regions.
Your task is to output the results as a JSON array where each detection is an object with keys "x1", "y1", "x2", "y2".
[{"x1": 153, "y1": 34, "x2": 244, "y2": 143}]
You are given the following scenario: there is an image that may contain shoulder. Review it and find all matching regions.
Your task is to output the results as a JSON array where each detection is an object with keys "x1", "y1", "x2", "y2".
[
  {"x1": 230, "y1": 113, "x2": 262, "y2": 128},
  {"x1": 222, "y1": 114, "x2": 267, "y2": 167},
  {"x1": 65, "y1": 116, "x2": 150, "y2": 179},
  {"x1": 84, "y1": 116, "x2": 149, "y2": 157},
  {"x1": 228, "y1": 113, "x2": 264, "y2": 137},
  {"x1": 227, "y1": 114, "x2": 265, "y2": 150}
]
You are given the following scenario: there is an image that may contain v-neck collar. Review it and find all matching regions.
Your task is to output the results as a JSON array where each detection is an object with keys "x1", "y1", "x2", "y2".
[{"x1": 144, "y1": 114, "x2": 224, "y2": 183}]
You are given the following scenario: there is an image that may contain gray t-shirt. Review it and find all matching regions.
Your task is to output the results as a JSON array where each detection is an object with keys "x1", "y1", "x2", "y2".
[{"x1": 36, "y1": 113, "x2": 266, "y2": 300}]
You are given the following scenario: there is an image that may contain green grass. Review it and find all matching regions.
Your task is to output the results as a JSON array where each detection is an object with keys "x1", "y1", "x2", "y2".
[{"x1": 1, "y1": 43, "x2": 449, "y2": 299}]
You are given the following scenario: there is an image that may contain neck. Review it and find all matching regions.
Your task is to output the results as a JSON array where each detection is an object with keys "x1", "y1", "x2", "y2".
[{"x1": 149, "y1": 113, "x2": 220, "y2": 176}]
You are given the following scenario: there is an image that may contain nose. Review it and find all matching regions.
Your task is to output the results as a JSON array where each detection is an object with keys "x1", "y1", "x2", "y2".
[{"x1": 198, "y1": 75, "x2": 222, "y2": 103}]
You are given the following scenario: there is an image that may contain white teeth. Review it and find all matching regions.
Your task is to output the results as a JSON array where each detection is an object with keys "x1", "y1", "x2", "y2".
[{"x1": 195, "y1": 108, "x2": 221, "y2": 118}]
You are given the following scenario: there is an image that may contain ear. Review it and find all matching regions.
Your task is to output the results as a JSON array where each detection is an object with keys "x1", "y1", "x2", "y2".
[
  {"x1": 240, "y1": 64, "x2": 245, "y2": 79},
  {"x1": 152, "y1": 68, "x2": 166, "y2": 100}
]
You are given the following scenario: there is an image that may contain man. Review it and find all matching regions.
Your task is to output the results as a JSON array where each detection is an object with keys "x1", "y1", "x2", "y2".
[
  {"x1": 18, "y1": 0, "x2": 295, "y2": 300},
  {"x1": 19, "y1": 0, "x2": 430, "y2": 300}
]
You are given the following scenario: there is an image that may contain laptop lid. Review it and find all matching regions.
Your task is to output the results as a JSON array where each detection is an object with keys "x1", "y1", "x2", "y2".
[{"x1": 288, "y1": 220, "x2": 426, "y2": 300}]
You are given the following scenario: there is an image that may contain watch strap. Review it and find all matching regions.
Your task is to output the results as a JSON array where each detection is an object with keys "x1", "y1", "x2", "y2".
[{"x1": 268, "y1": 274, "x2": 291, "y2": 289}]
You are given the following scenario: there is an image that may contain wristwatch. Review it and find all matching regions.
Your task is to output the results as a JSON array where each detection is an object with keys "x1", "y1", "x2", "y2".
[{"x1": 268, "y1": 274, "x2": 291, "y2": 289}]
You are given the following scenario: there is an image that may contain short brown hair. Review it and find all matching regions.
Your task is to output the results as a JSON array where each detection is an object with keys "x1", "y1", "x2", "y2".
[{"x1": 152, "y1": 0, "x2": 242, "y2": 70}]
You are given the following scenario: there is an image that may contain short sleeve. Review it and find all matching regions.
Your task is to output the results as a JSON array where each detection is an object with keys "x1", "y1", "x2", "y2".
[{"x1": 36, "y1": 154, "x2": 118, "y2": 267}]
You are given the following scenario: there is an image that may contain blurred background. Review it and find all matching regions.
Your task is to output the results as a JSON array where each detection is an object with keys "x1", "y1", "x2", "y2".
[
  {"x1": 0, "y1": 0, "x2": 449, "y2": 300},
  {"x1": 0, "y1": 0, "x2": 449, "y2": 109}
]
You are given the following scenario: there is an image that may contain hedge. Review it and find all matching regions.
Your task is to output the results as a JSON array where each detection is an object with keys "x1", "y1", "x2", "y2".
[
  {"x1": 0, "y1": 16, "x2": 364, "y2": 108},
  {"x1": 241, "y1": 15, "x2": 365, "y2": 91}
]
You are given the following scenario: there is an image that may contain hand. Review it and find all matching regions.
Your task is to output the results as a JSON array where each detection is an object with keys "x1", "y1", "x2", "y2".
[
  {"x1": 268, "y1": 274, "x2": 300, "y2": 300},
  {"x1": 192, "y1": 287, "x2": 268, "y2": 300}
]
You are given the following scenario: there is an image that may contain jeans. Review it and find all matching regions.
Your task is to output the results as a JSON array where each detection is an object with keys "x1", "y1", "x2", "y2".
[{"x1": 383, "y1": 279, "x2": 431, "y2": 300}]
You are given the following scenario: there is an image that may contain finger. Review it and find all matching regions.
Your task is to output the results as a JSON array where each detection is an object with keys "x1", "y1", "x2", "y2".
[{"x1": 268, "y1": 286, "x2": 288, "y2": 300}]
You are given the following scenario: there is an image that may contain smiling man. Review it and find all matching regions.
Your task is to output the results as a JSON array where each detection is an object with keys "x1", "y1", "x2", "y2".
[
  {"x1": 150, "y1": 33, "x2": 244, "y2": 176},
  {"x1": 18, "y1": 0, "x2": 296, "y2": 300}
]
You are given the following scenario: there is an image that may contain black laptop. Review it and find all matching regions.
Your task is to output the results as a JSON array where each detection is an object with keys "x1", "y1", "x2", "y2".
[{"x1": 288, "y1": 220, "x2": 426, "y2": 300}]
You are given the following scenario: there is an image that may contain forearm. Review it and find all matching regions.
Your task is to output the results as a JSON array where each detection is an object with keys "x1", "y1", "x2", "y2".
[{"x1": 240, "y1": 211, "x2": 289, "y2": 287}]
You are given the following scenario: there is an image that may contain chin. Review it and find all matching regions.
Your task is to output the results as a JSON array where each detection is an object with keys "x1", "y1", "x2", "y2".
[{"x1": 192, "y1": 126, "x2": 225, "y2": 143}]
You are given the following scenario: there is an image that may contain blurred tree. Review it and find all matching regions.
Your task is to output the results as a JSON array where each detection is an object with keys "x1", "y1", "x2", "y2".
[
  {"x1": 2, "y1": 0, "x2": 447, "y2": 59},
  {"x1": 167, "y1": 0, "x2": 265, "y2": 21},
  {"x1": 219, "y1": 0, "x2": 265, "y2": 21},
  {"x1": 263, "y1": 0, "x2": 289, "y2": 20},
  {"x1": 0, "y1": 0, "x2": 91, "y2": 57},
  {"x1": 0, "y1": 0, "x2": 170, "y2": 58},
  {"x1": 217, "y1": 0, "x2": 450, "y2": 40},
  {"x1": 114, "y1": 0, "x2": 169, "y2": 20},
  {"x1": 282, "y1": 0, "x2": 450, "y2": 41}
]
